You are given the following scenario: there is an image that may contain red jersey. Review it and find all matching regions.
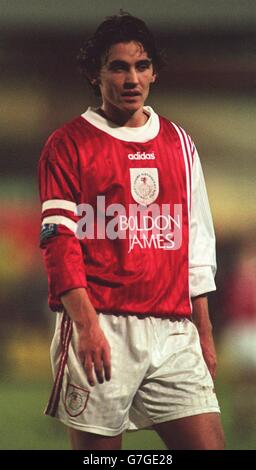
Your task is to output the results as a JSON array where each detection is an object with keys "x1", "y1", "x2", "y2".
[{"x1": 39, "y1": 107, "x2": 198, "y2": 317}]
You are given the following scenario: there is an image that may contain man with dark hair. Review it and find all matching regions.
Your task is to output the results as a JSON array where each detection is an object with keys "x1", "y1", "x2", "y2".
[
  {"x1": 77, "y1": 13, "x2": 164, "y2": 97},
  {"x1": 39, "y1": 13, "x2": 225, "y2": 450}
]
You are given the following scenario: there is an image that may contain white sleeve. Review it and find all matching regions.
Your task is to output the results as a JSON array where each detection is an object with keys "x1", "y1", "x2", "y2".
[{"x1": 189, "y1": 149, "x2": 217, "y2": 297}]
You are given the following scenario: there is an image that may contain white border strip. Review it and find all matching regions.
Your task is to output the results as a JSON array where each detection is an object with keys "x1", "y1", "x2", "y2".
[
  {"x1": 42, "y1": 199, "x2": 77, "y2": 213},
  {"x1": 171, "y1": 122, "x2": 191, "y2": 218},
  {"x1": 181, "y1": 128, "x2": 193, "y2": 174},
  {"x1": 42, "y1": 216, "x2": 77, "y2": 233}
]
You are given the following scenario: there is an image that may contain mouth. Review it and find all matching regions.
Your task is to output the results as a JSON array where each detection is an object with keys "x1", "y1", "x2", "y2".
[{"x1": 121, "y1": 91, "x2": 141, "y2": 98}]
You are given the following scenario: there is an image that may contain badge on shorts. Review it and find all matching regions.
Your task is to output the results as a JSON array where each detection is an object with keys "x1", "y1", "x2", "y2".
[
  {"x1": 64, "y1": 383, "x2": 90, "y2": 417},
  {"x1": 130, "y1": 168, "x2": 159, "y2": 206}
]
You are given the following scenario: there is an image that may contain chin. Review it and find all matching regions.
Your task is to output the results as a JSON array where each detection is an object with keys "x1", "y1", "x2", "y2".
[{"x1": 120, "y1": 102, "x2": 142, "y2": 113}]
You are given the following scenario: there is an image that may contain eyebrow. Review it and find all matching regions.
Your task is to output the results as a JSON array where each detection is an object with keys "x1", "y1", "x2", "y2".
[{"x1": 108, "y1": 59, "x2": 152, "y2": 69}]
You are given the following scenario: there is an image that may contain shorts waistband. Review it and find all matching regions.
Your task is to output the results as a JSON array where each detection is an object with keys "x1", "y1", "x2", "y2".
[{"x1": 96, "y1": 311, "x2": 191, "y2": 322}]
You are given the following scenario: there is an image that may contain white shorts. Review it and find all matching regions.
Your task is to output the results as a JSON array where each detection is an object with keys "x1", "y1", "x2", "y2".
[{"x1": 45, "y1": 312, "x2": 220, "y2": 436}]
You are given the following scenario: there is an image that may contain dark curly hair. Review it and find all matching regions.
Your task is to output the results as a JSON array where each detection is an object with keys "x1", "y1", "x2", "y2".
[{"x1": 77, "y1": 12, "x2": 164, "y2": 96}]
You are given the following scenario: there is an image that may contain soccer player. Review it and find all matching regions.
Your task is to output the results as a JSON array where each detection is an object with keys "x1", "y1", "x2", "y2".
[{"x1": 38, "y1": 13, "x2": 225, "y2": 450}]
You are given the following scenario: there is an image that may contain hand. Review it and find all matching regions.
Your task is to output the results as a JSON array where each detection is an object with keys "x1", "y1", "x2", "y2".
[
  {"x1": 60, "y1": 288, "x2": 112, "y2": 387},
  {"x1": 76, "y1": 322, "x2": 111, "y2": 387},
  {"x1": 198, "y1": 330, "x2": 217, "y2": 380}
]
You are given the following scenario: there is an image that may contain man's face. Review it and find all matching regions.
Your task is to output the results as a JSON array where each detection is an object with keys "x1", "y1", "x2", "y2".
[{"x1": 97, "y1": 41, "x2": 156, "y2": 116}]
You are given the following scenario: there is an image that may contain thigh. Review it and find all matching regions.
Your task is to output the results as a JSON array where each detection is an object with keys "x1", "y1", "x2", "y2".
[
  {"x1": 154, "y1": 412, "x2": 225, "y2": 450},
  {"x1": 130, "y1": 319, "x2": 220, "y2": 431},
  {"x1": 68, "y1": 427, "x2": 122, "y2": 450},
  {"x1": 48, "y1": 312, "x2": 151, "y2": 436}
]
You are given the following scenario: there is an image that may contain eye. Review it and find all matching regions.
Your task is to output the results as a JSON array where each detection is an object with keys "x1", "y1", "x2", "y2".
[
  {"x1": 108, "y1": 62, "x2": 127, "y2": 72},
  {"x1": 111, "y1": 65, "x2": 125, "y2": 72},
  {"x1": 136, "y1": 62, "x2": 151, "y2": 72}
]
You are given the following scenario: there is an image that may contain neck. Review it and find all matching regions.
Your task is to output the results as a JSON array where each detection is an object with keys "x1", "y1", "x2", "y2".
[{"x1": 99, "y1": 105, "x2": 148, "y2": 127}]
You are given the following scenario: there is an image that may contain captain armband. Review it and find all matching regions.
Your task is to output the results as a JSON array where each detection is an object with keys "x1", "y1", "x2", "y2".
[{"x1": 40, "y1": 223, "x2": 58, "y2": 247}]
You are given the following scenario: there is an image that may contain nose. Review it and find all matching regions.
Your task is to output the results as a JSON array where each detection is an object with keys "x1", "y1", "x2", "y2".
[{"x1": 124, "y1": 67, "x2": 139, "y2": 88}]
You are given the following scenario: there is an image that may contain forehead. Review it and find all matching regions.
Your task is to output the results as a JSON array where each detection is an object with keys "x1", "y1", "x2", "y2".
[{"x1": 103, "y1": 41, "x2": 150, "y2": 64}]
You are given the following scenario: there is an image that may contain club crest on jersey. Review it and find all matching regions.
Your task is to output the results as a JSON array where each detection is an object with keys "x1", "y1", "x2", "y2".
[
  {"x1": 130, "y1": 168, "x2": 159, "y2": 206},
  {"x1": 64, "y1": 383, "x2": 90, "y2": 417}
]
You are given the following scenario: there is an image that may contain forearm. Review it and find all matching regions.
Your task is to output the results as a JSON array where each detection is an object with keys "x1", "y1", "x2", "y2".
[
  {"x1": 61, "y1": 287, "x2": 99, "y2": 330},
  {"x1": 191, "y1": 294, "x2": 213, "y2": 333},
  {"x1": 191, "y1": 294, "x2": 217, "y2": 379}
]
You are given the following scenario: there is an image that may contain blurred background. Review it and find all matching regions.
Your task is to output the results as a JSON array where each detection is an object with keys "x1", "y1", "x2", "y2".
[{"x1": 0, "y1": 0, "x2": 255, "y2": 450}]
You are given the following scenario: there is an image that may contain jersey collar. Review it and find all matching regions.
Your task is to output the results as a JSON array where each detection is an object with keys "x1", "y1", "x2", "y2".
[{"x1": 81, "y1": 106, "x2": 160, "y2": 142}]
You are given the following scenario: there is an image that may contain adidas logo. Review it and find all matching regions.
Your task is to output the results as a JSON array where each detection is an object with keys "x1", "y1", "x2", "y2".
[{"x1": 128, "y1": 151, "x2": 155, "y2": 160}]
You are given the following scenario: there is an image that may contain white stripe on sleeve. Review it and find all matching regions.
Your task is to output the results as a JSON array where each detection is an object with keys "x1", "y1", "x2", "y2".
[
  {"x1": 42, "y1": 216, "x2": 77, "y2": 234},
  {"x1": 42, "y1": 199, "x2": 77, "y2": 213}
]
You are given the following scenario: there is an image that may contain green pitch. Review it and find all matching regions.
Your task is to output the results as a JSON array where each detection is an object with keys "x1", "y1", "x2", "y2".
[
  {"x1": 0, "y1": 377, "x2": 255, "y2": 450},
  {"x1": 0, "y1": 379, "x2": 165, "y2": 450}
]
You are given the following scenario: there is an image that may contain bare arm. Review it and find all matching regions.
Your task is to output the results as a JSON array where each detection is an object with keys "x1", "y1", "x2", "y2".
[
  {"x1": 61, "y1": 287, "x2": 111, "y2": 386},
  {"x1": 191, "y1": 294, "x2": 217, "y2": 380}
]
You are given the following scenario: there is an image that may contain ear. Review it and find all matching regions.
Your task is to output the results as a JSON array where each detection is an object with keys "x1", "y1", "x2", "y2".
[
  {"x1": 91, "y1": 77, "x2": 101, "y2": 86},
  {"x1": 151, "y1": 73, "x2": 157, "y2": 83}
]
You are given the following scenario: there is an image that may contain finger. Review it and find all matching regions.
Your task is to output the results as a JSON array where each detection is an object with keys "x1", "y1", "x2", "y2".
[
  {"x1": 102, "y1": 348, "x2": 111, "y2": 381},
  {"x1": 84, "y1": 356, "x2": 95, "y2": 387},
  {"x1": 93, "y1": 353, "x2": 104, "y2": 384}
]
